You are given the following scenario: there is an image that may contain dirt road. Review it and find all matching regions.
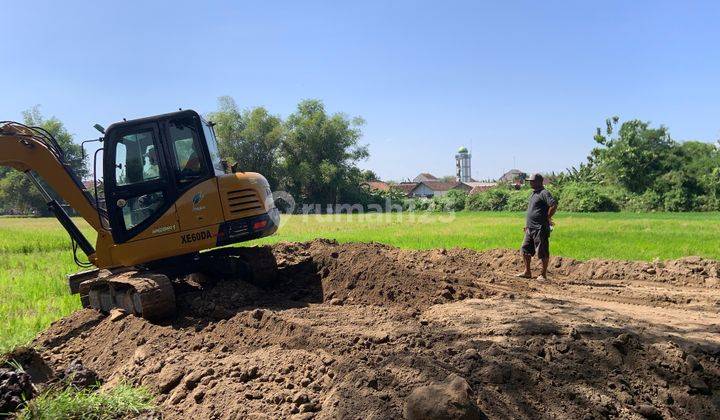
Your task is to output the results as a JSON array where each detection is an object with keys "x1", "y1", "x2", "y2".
[{"x1": 11, "y1": 240, "x2": 720, "y2": 418}]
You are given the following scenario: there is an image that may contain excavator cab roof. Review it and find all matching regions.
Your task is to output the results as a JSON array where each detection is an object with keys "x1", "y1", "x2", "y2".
[{"x1": 104, "y1": 109, "x2": 205, "y2": 135}]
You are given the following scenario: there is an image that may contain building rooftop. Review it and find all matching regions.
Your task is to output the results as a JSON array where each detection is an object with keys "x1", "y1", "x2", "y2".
[
  {"x1": 361, "y1": 181, "x2": 390, "y2": 192},
  {"x1": 414, "y1": 180, "x2": 459, "y2": 192},
  {"x1": 413, "y1": 173, "x2": 439, "y2": 182},
  {"x1": 499, "y1": 169, "x2": 528, "y2": 182},
  {"x1": 395, "y1": 182, "x2": 419, "y2": 194}
]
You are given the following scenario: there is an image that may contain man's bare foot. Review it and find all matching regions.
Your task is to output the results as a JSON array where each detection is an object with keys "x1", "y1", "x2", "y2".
[
  {"x1": 516, "y1": 272, "x2": 532, "y2": 279},
  {"x1": 537, "y1": 274, "x2": 548, "y2": 281}
]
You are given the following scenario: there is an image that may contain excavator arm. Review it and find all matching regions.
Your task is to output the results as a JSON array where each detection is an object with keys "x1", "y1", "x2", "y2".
[{"x1": 0, "y1": 121, "x2": 111, "y2": 265}]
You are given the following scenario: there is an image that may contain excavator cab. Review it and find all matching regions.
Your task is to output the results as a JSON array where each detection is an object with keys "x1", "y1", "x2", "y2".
[
  {"x1": 103, "y1": 110, "x2": 225, "y2": 244},
  {"x1": 91, "y1": 109, "x2": 279, "y2": 268},
  {"x1": 0, "y1": 109, "x2": 280, "y2": 319}
]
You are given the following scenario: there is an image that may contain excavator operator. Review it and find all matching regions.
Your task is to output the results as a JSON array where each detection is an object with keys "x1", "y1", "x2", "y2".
[
  {"x1": 182, "y1": 150, "x2": 202, "y2": 176},
  {"x1": 143, "y1": 146, "x2": 160, "y2": 179}
]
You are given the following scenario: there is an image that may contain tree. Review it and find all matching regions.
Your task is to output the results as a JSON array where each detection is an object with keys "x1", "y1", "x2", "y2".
[
  {"x1": 207, "y1": 96, "x2": 283, "y2": 187},
  {"x1": 591, "y1": 118, "x2": 679, "y2": 193},
  {"x1": 0, "y1": 106, "x2": 86, "y2": 215},
  {"x1": 206, "y1": 96, "x2": 245, "y2": 159},
  {"x1": 359, "y1": 169, "x2": 380, "y2": 182},
  {"x1": 0, "y1": 171, "x2": 47, "y2": 214},
  {"x1": 278, "y1": 99, "x2": 368, "y2": 205},
  {"x1": 678, "y1": 141, "x2": 720, "y2": 192}
]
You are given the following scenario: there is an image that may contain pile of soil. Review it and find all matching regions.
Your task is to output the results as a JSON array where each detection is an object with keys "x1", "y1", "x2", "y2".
[{"x1": 6, "y1": 240, "x2": 720, "y2": 418}]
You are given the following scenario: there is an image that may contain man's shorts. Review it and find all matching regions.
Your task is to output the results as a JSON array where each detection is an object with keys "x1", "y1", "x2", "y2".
[{"x1": 521, "y1": 227, "x2": 550, "y2": 259}]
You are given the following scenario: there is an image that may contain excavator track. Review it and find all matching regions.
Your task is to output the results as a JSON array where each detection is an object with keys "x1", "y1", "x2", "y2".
[
  {"x1": 199, "y1": 246, "x2": 278, "y2": 286},
  {"x1": 68, "y1": 246, "x2": 276, "y2": 321},
  {"x1": 77, "y1": 271, "x2": 176, "y2": 320}
]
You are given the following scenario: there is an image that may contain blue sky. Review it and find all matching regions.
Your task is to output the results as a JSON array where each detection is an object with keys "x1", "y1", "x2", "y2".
[{"x1": 2, "y1": 1, "x2": 719, "y2": 181}]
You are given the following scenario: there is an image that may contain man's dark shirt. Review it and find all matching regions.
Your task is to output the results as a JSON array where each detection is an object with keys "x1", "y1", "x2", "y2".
[{"x1": 525, "y1": 188, "x2": 557, "y2": 230}]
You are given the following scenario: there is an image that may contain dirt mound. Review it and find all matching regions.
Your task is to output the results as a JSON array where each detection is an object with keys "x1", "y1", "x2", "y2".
[
  {"x1": 273, "y1": 240, "x2": 492, "y2": 309},
  {"x1": 9, "y1": 240, "x2": 720, "y2": 418}
]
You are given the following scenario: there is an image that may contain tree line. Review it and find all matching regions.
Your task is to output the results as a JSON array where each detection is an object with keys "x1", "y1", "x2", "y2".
[
  {"x1": 402, "y1": 117, "x2": 720, "y2": 213},
  {"x1": 554, "y1": 117, "x2": 720, "y2": 212},
  {"x1": 2, "y1": 105, "x2": 718, "y2": 215}
]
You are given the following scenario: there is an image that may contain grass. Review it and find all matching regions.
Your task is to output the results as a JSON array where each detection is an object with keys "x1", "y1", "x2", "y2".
[
  {"x1": 16, "y1": 383, "x2": 155, "y2": 419},
  {"x1": 1, "y1": 212, "x2": 719, "y2": 353},
  {"x1": 250, "y1": 211, "x2": 720, "y2": 261}
]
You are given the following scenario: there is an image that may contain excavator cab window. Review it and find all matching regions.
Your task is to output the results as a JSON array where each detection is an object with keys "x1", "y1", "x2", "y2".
[
  {"x1": 106, "y1": 122, "x2": 171, "y2": 243},
  {"x1": 115, "y1": 132, "x2": 161, "y2": 186},
  {"x1": 168, "y1": 117, "x2": 207, "y2": 184},
  {"x1": 121, "y1": 191, "x2": 165, "y2": 230},
  {"x1": 201, "y1": 121, "x2": 225, "y2": 175}
]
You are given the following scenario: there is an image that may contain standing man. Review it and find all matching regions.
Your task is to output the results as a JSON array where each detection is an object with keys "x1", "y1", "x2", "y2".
[{"x1": 517, "y1": 173, "x2": 557, "y2": 280}]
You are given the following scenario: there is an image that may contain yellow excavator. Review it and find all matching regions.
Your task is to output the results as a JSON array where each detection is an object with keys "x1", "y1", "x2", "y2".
[{"x1": 0, "y1": 110, "x2": 279, "y2": 319}]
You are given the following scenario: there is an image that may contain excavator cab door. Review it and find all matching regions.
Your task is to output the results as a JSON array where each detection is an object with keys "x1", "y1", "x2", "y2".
[
  {"x1": 104, "y1": 110, "x2": 221, "y2": 244},
  {"x1": 104, "y1": 122, "x2": 174, "y2": 243}
]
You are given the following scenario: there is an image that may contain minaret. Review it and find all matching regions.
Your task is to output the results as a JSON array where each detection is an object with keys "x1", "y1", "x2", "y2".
[{"x1": 455, "y1": 147, "x2": 471, "y2": 182}]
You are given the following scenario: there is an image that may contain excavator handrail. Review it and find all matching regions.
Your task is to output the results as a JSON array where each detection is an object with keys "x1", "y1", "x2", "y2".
[{"x1": 0, "y1": 121, "x2": 65, "y2": 160}]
